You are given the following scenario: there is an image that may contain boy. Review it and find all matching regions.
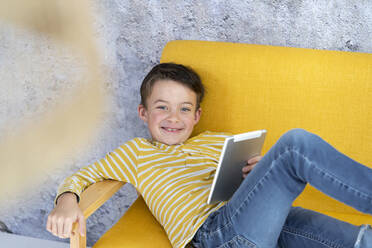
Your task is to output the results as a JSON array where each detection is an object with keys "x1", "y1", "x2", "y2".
[
  {"x1": 47, "y1": 63, "x2": 258, "y2": 247},
  {"x1": 48, "y1": 63, "x2": 372, "y2": 248}
]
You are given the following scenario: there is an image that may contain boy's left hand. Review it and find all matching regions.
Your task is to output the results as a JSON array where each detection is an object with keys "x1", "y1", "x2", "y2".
[{"x1": 242, "y1": 155, "x2": 262, "y2": 178}]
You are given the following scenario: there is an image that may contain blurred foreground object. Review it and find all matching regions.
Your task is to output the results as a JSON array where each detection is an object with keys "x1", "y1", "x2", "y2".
[{"x1": 0, "y1": 0, "x2": 108, "y2": 202}]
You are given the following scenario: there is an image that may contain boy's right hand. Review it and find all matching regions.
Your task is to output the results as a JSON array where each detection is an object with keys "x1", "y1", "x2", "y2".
[{"x1": 46, "y1": 192, "x2": 85, "y2": 239}]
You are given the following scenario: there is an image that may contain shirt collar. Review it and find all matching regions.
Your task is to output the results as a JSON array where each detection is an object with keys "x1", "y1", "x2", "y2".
[{"x1": 150, "y1": 140, "x2": 184, "y2": 150}]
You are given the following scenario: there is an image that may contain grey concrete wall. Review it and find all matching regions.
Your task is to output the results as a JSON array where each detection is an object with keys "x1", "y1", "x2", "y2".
[{"x1": 1, "y1": 0, "x2": 371, "y2": 246}]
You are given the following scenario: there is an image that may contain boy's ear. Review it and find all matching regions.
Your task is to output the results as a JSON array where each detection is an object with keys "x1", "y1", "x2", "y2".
[
  {"x1": 138, "y1": 104, "x2": 148, "y2": 123},
  {"x1": 194, "y1": 107, "x2": 202, "y2": 124}
]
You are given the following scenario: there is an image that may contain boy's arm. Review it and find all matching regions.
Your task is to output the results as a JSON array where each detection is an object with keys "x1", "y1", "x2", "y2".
[
  {"x1": 47, "y1": 139, "x2": 139, "y2": 239},
  {"x1": 55, "y1": 139, "x2": 139, "y2": 204}
]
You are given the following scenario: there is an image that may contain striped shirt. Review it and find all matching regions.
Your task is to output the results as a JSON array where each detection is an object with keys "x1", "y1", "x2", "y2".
[{"x1": 57, "y1": 131, "x2": 232, "y2": 248}]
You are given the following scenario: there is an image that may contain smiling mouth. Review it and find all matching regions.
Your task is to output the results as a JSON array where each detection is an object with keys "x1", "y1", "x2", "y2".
[{"x1": 161, "y1": 127, "x2": 183, "y2": 133}]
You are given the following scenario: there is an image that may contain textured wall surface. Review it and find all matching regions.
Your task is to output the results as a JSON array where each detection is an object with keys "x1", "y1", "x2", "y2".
[{"x1": 0, "y1": 0, "x2": 371, "y2": 246}]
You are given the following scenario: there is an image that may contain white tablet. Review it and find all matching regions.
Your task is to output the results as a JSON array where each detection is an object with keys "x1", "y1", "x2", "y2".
[{"x1": 207, "y1": 130, "x2": 267, "y2": 204}]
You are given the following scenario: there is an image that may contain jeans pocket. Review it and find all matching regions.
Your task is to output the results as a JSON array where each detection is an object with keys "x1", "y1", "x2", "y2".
[{"x1": 217, "y1": 235, "x2": 256, "y2": 248}]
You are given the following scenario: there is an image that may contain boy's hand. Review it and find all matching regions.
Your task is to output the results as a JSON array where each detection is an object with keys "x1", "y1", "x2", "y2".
[
  {"x1": 242, "y1": 155, "x2": 262, "y2": 178},
  {"x1": 46, "y1": 192, "x2": 85, "y2": 239}
]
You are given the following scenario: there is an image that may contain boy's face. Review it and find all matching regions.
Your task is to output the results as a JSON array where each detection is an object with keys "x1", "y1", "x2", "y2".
[{"x1": 138, "y1": 80, "x2": 201, "y2": 145}]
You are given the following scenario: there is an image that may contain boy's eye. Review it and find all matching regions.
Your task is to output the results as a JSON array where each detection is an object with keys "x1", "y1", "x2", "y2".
[
  {"x1": 157, "y1": 106, "x2": 167, "y2": 110},
  {"x1": 181, "y1": 107, "x2": 191, "y2": 112}
]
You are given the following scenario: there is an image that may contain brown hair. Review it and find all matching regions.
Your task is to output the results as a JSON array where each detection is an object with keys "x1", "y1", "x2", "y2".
[{"x1": 140, "y1": 63, "x2": 205, "y2": 110}]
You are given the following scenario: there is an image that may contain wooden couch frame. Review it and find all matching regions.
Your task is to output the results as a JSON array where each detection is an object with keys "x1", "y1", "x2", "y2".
[{"x1": 70, "y1": 180, "x2": 125, "y2": 248}]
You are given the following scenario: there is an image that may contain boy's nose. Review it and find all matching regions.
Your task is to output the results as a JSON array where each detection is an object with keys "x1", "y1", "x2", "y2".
[{"x1": 167, "y1": 111, "x2": 180, "y2": 123}]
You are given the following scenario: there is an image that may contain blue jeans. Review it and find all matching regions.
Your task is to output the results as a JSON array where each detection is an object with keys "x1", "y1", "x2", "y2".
[{"x1": 190, "y1": 129, "x2": 372, "y2": 248}]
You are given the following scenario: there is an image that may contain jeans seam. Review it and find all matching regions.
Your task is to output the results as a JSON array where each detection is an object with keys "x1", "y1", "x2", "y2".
[
  {"x1": 216, "y1": 235, "x2": 256, "y2": 248},
  {"x1": 291, "y1": 148, "x2": 372, "y2": 202},
  {"x1": 282, "y1": 226, "x2": 345, "y2": 248},
  {"x1": 201, "y1": 210, "x2": 233, "y2": 236}
]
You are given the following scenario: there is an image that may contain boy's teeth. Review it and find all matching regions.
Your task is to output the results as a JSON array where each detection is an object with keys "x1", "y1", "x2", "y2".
[{"x1": 164, "y1": 128, "x2": 178, "y2": 131}]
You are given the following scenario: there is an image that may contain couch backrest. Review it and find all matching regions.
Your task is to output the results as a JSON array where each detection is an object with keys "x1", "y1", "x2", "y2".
[{"x1": 160, "y1": 40, "x2": 372, "y2": 215}]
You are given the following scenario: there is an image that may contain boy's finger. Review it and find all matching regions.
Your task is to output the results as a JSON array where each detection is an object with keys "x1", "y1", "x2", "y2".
[
  {"x1": 242, "y1": 165, "x2": 254, "y2": 173},
  {"x1": 247, "y1": 157, "x2": 258, "y2": 164},
  {"x1": 52, "y1": 220, "x2": 58, "y2": 237},
  {"x1": 63, "y1": 219, "x2": 73, "y2": 238},
  {"x1": 57, "y1": 219, "x2": 64, "y2": 238},
  {"x1": 46, "y1": 217, "x2": 52, "y2": 233},
  {"x1": 248, "y1": 156, "x2": 262, "y2": 164},
  {"x1": 78, "y1": 215, "x2": 86, "y2": 236}
]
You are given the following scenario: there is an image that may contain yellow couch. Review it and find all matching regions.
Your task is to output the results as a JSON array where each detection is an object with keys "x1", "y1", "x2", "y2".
[{"x1": 71, "y1": 40, "x2": 372, "y2": 248}]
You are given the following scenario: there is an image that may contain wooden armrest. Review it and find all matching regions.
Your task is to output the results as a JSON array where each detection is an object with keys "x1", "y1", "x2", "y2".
[
  {"x1": 70, "y1": 180, "x2": 125, "y2": 248},
  {"x1": 79, "y1": 180, "x2": 125, "y2": 218}
]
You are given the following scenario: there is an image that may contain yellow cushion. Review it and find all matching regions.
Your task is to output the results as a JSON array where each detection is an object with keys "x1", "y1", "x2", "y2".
[
  {"x1": 94, "y1": 40, "x2": 372, "y2": 247},
  {"x1": 161, "y1": 40, "x2": 372, "y2": 223},
  {"x1": 93, "y1": 196, "x2": 172, "y2": 248}
]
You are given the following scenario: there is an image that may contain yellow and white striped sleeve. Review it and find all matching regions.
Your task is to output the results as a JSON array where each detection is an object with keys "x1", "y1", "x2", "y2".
[{"x1": 56, "y1": 139, "x2": 139, "y2": 203}]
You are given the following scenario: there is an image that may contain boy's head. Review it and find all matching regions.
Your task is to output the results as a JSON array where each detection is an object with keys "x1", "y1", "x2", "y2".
[
  {"x1": 140, "y1": 63, "x2": 204, "y2": 110},
  {"x1": 138, "y1": 63, "x2": 205, "y2": 145}
]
